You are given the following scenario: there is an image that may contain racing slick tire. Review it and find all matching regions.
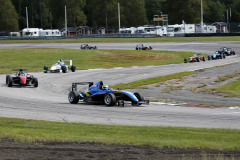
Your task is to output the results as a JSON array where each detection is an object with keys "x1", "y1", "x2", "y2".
[
  {"x1": 43, "y1": 66, "x2": 48, "y2": 73},
  {"x1": 149, "y1": 46, "x2": 152, "y2": 50},
  {"x1": 208, "y1": 56, "x2": 211, "y2": 60},
  {"x1": 94, "y1": 46, "x2": 97, "y2": 49},
  {"x1": 233, "y1": 51, "x2": 235, "y2": 55},
  {"x1": 61, "y1": 66, "x2": 67, "y2": 73},
  {"x1": 71, "y1": 65, "x2": 76, "y2": 72},
  {"x1": 7, "y1": 76, "x2": 13, "y2": 87},
  {"x1": 136, "y1": 47, "x2": 138, "y2": 50},
  {"x1": 184, "y1": 58, "x2": 187, "y2": 63},
  {"x1": 223, "y1": 54, "x2": 226, "y2": 59},
  {"x1": 196, "y1": 57, "x2": 200, "y2": 62},
  {"x1": 6, "y1": 75, "x2": 10, "y2": 84},
  {"x1": 202, "y1": 56, "x2": 206, "y2": 61},
  {"x1": 68, "y1": 91, "x2": 80, "y2": 104},
  {"x1": 134, "y1": 92, "x2": 144, "y2": 101},
  {"x1": 104, "y1": 93, "x2": 116, "y2": 106},
  {"x1": 33, "y1": 78, "x2": 38, "y2": 87},
  {"x1": 133, "y1": 92, "x2": 144, "y2": 106}
]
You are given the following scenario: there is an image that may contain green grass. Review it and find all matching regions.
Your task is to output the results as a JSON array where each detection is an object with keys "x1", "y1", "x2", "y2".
[
  {"x1": 214, "y1": 73, "x2": 240, "y2": 83},
  {"x1": 0, "y1": 36, "x2": 240, "y2": 43},
  {"x1": 0, "y1": 48, "x2": 194, "y2": 74},
  {"x1": 214, "y1": 78, "x2": 240, "y2": 97},
  {"x1": 111, "y1": 71, "x2": 194, "y2": 89},
  {"x1": 0, "y1": 117, "x2": 240, "y2": 150}
]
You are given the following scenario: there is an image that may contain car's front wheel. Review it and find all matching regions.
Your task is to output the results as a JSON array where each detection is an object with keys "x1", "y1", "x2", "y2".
[
  {"x1": 33, "y1": 78, "x2": 38, "y2": 87},
  {"x1": 104, "y1": 93, "x2": 116, "y2": 106},
  {"x1": 7, "y1": 76, "x2": 13, "y2": 87},
  {"x1": 61, "y1": 66, "x2": 67, "y2": 73},
  {"x1": 6, "y1": 75, "x2": 10, "y2": 84},
  {"x1": 68, "y1": 91, "x2": 80, "y2": 104},
  {"x1": 43, "y1": 66, "x2": 48, "y2": 73},
  {"x1": 133, "y1": 92, "x2": 144, "y2": 106}
]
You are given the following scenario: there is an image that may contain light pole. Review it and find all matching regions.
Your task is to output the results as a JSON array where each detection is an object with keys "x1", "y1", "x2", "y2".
[
  {"x1": 26, "y1": 7, "x2": 29, "y2": 29},
  {"x1": 201, "y1": 0, "x2": 203, "y2": 33},
  {"x1": 118, "y1": 3, "x2": 121, "y2": 32},
  {"x1": 65, "y1": 6, "x2": 67, "y2": 36}
]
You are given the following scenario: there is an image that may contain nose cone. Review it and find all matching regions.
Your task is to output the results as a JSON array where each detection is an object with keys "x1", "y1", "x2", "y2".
[{"x1": 20, "y1": 76, "x2": 27, "y2": 84}]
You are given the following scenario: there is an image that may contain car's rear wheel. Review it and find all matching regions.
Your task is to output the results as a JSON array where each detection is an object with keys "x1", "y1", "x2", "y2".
[
  {"x1": 33, "y1": 78, "x2": 38, "y2": 87},
  {"x1": 184, "y1": 58, "x2": 187, "y2": 63},
  {"x1": 7, "y1": 76, "x2": 13, "y2": 87},
  {"x1": 71, "y1": 65, "x2": 76, "y2": 72},
  {"x1": 68, "y1": 91, "x2": 80, "y2": 104},
  {"x1": 104, "y1": 93, "x2": 116, "y2": 106}
]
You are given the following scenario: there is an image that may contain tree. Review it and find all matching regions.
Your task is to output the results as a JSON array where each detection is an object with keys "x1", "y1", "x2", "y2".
[
  {"x1": 0, "y1": 0, "x2": 19, "y2": 31},
  {"x1": 87, "y1": 0, "x2": 118, "y2": 31},
  {"x1": 231, "y1": 0, "x2": 240, "y2": 22},
  {"x1": 119, "y1": 0, "x2": 148, "y2": 27},
  {"x1": 204, "y1": 0, "x2": 225, "y2": 23},
  {"x1": 11, "y1": 0, "x2": 51, "y2": 30},
  {"x1": 163, "y1": 0, "x2": 201, "y2": 24},
  {"x1": 48, "y1": 0, "x2": 87, "y2": 29},
  {"x1": 144, "y1": 0, "x2": 166, "y2": 25}
]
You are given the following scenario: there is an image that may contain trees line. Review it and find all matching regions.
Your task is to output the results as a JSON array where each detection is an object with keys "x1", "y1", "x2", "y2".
[{"x1": 1, "y1": 0, "x2": 240, "y2": 32}]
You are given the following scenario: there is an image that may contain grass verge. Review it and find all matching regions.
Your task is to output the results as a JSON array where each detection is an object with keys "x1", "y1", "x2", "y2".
[
  {"x1": 213, "y1": 78, "x2": 240, "y2": 97},
  {"x1": 0, "y1": 118, "x2": 240, "y2": 150},
  {"x1": 0, "y1": 48, "x2": 194, "y2": 74},
  {"x1": 0, "y1": 36, "x2": 240, "y2": 44},
  {"x1": 0, "y1": 117, "x2": 240, "y2": 150},
  {"x1": 110, "y1": 71, "x2": 194, "y2": 89}
]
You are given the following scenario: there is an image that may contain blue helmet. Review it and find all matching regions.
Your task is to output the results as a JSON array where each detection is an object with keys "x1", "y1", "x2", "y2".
[{"x1": 20, "y1": 71, "x2": 25, "y2": 76}]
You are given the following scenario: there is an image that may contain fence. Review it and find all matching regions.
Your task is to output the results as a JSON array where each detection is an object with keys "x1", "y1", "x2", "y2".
[{"x1": 0, "y1": 34, "x2": 156, "y2": 40}]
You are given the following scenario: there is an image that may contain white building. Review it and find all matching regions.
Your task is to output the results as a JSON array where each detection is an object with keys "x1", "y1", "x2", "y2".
[{"x1": 21, "y1": 28, "x2": 62, "y2": 37}]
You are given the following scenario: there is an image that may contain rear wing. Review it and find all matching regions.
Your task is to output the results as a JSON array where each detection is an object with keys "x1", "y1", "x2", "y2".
[
  {"x1": 72, "y1": 82, "x2": 93, "y2": 92},
  {"x1": 63, "y1": 60, "x2": 73, "y2": 66},
  {"x1": 12, "y1": 69, "x2": 27, "y2": 71}
]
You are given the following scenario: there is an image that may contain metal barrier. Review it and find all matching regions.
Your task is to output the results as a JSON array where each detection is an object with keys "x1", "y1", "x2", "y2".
[{"x1": 0, "y1": 34, "x2": 156, "y2": 40}]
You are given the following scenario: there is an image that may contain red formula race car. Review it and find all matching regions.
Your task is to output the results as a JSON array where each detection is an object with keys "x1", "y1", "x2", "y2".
[{"x1": 6, "y1": 69, "x2": 38, "y2": 87}]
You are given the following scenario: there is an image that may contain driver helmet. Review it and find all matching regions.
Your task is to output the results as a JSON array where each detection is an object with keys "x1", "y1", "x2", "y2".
[
  {"x1": 216, "y1": 51, "x2": 218, "y2": 54},
  {"x1": 102, "y1": 84, "x2": 108, "y2": 90},
  {"x1": 20, "y1": 71, "x2": 25, "y2": 76}
]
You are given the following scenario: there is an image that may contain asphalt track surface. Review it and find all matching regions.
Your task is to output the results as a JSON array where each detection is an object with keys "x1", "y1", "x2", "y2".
[{"x1": 0, "y1": 42, "x2": 240, "y2": 129}]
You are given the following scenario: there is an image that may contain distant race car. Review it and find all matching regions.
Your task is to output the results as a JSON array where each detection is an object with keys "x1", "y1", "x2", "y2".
[
  {"x1": 184, "y1": 54, "x2": 206, "y2": 63},
  {"x1": 136, "y1": 44, "x2": 152, "y2": 50},
  {"x1": 68, "y1": 81, "x2": 149, "y2": 106},
  {"x1": 208, "y1": 51, "x2": 225, "y2": 60},
  {"x1": 6, "y1": 69, "x2": 38, "y2": 87},
  {"x1": 43, "y1": 59, "x2": 76, "y2": 73},
  {"x1": 80, "y1": 44, "x2": 97, "y2": 49},
  {"x1": 219, "y1": 47, "x2": 235, "y2": 56}
]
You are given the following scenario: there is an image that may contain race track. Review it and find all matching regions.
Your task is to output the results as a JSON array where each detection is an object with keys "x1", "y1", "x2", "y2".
[{"x1": 0, "y1": 42, "x2": 240, "y2": 129}]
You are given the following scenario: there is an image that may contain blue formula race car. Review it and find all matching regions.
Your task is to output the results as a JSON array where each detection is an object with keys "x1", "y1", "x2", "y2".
[
  {"x1": 68, "y1": 81, "x2": 149, "y2": 106},
  {"x1": 208, "y1": 51, "x2": 225, "y2": 60}
]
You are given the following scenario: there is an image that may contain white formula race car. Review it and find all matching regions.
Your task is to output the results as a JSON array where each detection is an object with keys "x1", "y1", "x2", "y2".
[{"x1": 43, "y1": 59, "x2": 76, "y2": 73}]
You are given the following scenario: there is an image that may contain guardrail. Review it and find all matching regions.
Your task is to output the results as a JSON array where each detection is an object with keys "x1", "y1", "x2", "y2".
[
  {"x1": 1, "y1": 33, "x2": 240, "y2": 40},
  {"x1": 0, "y1": 34, "x2": 156, "y2": 40}
]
